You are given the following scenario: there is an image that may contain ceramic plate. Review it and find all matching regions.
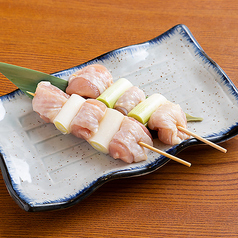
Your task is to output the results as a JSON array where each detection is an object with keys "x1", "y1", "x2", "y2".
[{"x1": 1, "y1": 24, "x2": 238, "y2": 212}]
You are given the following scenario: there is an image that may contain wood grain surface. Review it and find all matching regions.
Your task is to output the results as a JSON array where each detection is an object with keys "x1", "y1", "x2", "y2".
[{"x1": 0, "y1": 0, "x2": 238, "y2": 237}]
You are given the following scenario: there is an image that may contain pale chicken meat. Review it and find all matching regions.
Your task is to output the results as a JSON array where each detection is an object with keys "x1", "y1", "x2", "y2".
[
  {"x1": 32, "y1": 81, "x2": 69, "y2": 123},
  {"x1": 66, "y1": 64, "x2": 113, "y2": 98},
  {"x1": 148, "y1": 102, "x2": 189, "y2": 145},
  {"x1": 114, "y1": 86, "x2": 146, "y2": 115},
  {"x1": 109, "y1": 117, "x2": 153, "y2": 163},
  {"x1": 70, "y1": 99, "x2": 107, "y2": 140}
]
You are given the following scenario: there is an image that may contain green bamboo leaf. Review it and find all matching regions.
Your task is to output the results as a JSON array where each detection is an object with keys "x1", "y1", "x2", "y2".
[
  {"x1": 0, "y1": 62, "x2": 68, "y2": 98},
  {"x1": 186, "y1": 113, "x2": 203, "y2": 122}
]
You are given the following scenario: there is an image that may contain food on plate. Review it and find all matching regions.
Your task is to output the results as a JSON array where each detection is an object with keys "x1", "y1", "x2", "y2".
[
  {"x1": 109, "y1": 117, "x2": 153, "y2": 163},
  {"x1": 32, "y1": 81, "x2": 69, "y2": 123},
  {"x1": 148, "y1": 101, "x2": 190, "y2": 145},
  {"x1": 97, "y1": 78, "x2": 133, "y2": 108},
  {"x1": 70, "y1": 99, "x2": 107, "y2": 140},
  {"x1": 66, "y1": 64, "x2": 113, "y2": 98},
  {"x1": 114, "y1": 86, "x2": 146, "y2": 115}
]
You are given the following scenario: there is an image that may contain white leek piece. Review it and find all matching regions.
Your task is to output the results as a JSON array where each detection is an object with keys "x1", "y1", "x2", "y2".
[
  {"x1": 88, "y1": 108, "x2": 124, "y2": 154},
  {"x1": 128, "y1": 93, "x2": 167, "y2": 125},
  {"x1": 53, "y1": 94, "x2": 86, "y2": 134},
  {"x1": 97, "y1": 78, "x2": 133, "y2": 108}
]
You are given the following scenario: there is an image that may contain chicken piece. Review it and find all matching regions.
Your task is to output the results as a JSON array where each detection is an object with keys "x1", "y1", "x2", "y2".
[
  {"x1": 66, "y1": 64, "x2": 113, "y2": 98},
  {"x1": 114, "y1": 86, "x2": 146, "y2": 115},
  {"x1": 32, "y1": 81, "x2": 69, "y2": 123},
  {"x1": 109, "y1": 117, "x2": 153, "y2": 163},
  {"x1": 148, "y1": 102, "x2": 189, "y2": 145},
  {"x1": 70, "y1": 99, "x2": 107, "y2": 140}
]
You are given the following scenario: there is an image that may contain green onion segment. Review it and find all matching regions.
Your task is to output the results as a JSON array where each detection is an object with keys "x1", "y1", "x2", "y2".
[
  {"x1": 128, "y1": 93, "x2": 167, "y2": 125},
  {"x1": 97, "y1": 78, "x2": 133, "y2": 108}
]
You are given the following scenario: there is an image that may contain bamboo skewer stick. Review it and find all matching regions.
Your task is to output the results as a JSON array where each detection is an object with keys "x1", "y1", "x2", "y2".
[
  {"x1": 138, "y1": 141, "x2": 191, "y2": 167},
  {"x1": 177, "y1": 126, "x2": 227, "y2": 153},
  {"x1": 26, "y1": 91, "x2": 36, "y2": 97}
]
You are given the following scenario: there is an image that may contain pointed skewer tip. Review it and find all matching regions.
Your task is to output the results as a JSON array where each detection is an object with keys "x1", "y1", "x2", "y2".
[
  {"x1": 177, "y1": 126, "x2": 227, "y2": 153},
  {"x1": 26, "y1": 91, "x2": 36, "y2": 97},
  {"x1": 138, "y1": 141, "x2": 191, "y2": 167}
]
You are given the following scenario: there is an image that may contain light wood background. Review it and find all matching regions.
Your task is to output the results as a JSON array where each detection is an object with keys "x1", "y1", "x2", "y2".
[{"x1": 0, "y1": 0, "x2": 238, "y2": 237}]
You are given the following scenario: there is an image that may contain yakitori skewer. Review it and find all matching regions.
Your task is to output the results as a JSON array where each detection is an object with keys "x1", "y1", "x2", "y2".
[
  {"x1": 93, "y1": 73, "x2": 227, "y2": 154},
  {"x1": 26, "y1": 89, "x2": 191, "y2": 167}
]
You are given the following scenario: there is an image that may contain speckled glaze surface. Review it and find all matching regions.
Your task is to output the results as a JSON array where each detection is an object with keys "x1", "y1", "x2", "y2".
[{"x1": 0, "y1": 24, "x2": 238, "y2": 212}]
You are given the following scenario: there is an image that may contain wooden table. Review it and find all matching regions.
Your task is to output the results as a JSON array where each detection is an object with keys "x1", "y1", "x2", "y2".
[{"x1": 0, "y1": 0, "x2": 238, "y2": 237}]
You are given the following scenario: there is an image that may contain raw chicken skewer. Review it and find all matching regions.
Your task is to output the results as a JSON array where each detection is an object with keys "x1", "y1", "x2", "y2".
[
  {"x1": 33, "y1": 81, "x2": 226, "y2": 154},
  {"x1": 101, "y1": 76, "x2": 225, "y2": 152},
  {"x1": 27, "y1": 84, "x2": 191, "y2": 166}
]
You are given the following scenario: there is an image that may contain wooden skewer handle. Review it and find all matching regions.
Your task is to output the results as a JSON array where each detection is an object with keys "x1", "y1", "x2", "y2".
[
  {"x1": 177, "y1": 126, "x2": 227, "y2": 153},
  {"x1": 139, "y1": 142, "x2": 191, "y2": 167}
]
